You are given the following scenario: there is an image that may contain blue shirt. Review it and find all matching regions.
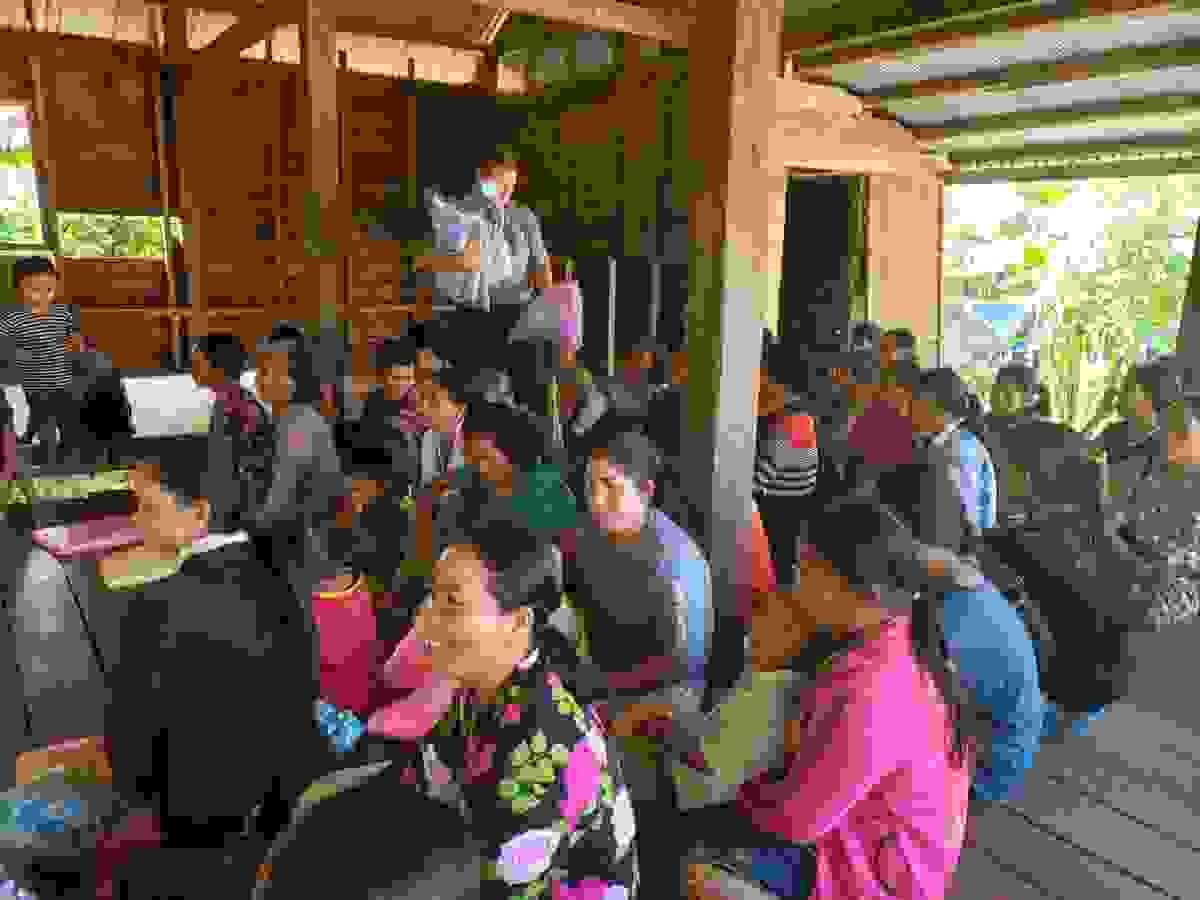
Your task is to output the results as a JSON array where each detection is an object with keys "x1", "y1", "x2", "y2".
[
  {"x1": 941, "y1": 582, "x2": 1045, "y2": 801},
  {"x1": 956, "y1": 429, "x2": 997, "y2": 531},
  {"x1": 649, "y1": 508, "x2": 711, "y2": 696}
]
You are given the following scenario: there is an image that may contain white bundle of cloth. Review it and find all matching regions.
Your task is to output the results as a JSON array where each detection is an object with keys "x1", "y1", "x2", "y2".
[{"x1": 427, "y1": 189, "x2": 514, "y2": 311}]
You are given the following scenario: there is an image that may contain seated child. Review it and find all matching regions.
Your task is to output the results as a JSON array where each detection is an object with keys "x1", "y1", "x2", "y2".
[
  {"x1": 191, "y1": 334, "x2": 274, "y2": 530},
  {"x1": 101, "y1": 449, "x2": 329, "y2": 851},
  {"x1": 617, "y1": 497, "x2": 983, "y2": 900}
]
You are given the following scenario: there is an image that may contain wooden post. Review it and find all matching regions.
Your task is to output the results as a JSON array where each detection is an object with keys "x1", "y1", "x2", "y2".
[
  {"x1": 476, "y1": 45, "x2": 501, "y2": 94},
  {"x1": 680, "y1": 0, "x2": 788, "y2": 708},
  {"x1": 338, "y1": 48, "x2": 350, "y2": 345},
  {"x1": 648, "y1": 259, "x2": 662, "y2": 340},
  {"x1": 1177, "y1": 216, "x2": 1200, "y2": 394},
  {"x1": 302, "y1": 0, "x2": 343, "y2": 332},
  {"x1": 26, "y1": 8, "x2": 59, "y2": 258},
  {"x1": 150, "y1": 4, "x2": 183, "y2": 369},
  {"x1": 606, "y1": 256, "x2": 617, "y2": 376}
]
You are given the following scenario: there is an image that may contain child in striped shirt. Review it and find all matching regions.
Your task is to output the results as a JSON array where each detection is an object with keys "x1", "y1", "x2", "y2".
[
  {"x1": 754, "y1": 337, "x2": 819, "y2": 589},
  {"x1": 0, "y1": 257, "x2": 80, "y2": 466}
]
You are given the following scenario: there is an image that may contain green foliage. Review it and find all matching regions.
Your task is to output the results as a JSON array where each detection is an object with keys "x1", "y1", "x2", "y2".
[
  {"x1": 58, "y1": 212, "x2": 172, "y2": 257},
  {"x1": 0, "y1": 189, "x2": 42, "y2": 245},
  {"x1": 945, "y1": 176, "x2": 1200, "y2": 432}
]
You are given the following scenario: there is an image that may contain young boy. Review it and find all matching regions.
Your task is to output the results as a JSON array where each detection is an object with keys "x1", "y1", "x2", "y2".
[{"x1": 0, "y1": 257, "x2": 80, "y2": 466}]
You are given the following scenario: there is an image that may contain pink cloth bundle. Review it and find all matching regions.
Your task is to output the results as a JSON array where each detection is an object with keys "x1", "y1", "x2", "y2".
[
  {"x1": 365, "y1": 631, "x2": 457, "y2": 740},
  {"x1": 32, "y1": 514, "x2": 144, "y2": 559}
]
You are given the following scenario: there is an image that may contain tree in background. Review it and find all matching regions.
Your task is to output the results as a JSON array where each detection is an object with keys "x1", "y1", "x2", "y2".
[
  {"x1": 58, "y1": 212, "x2": 166, "y2": 257},
  {"x1": 942, "y1": 176, "x2": 1200, "y2": 432},
  {"x1": 1041, "y1": 176, "x2": 1198, "y2": 432}
]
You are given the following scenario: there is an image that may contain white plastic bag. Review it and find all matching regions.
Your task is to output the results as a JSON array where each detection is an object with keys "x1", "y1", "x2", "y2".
[{"x1": 426, "y1": 190, "x2": 486, "y2": 309}]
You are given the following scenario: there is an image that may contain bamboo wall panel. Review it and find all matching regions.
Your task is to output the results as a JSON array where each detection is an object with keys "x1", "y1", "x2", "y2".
[
  {"x1": 59, "y1": 257, "x2": 166, "y2": 306},
  {"x1": 867, "y1": 173, "x2": 942, "y2": 365},
  {"x1": 348, "y1": 230, "x2": 404, "y2": 307},
  {"x1": 78, "y1": 308, "x2": 171, "y2": 369},
  {"x1": 47, "y1": 36, "x2": 157, "y2": 211}
]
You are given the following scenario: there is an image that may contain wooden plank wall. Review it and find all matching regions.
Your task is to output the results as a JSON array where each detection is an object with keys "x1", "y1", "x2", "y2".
[
  {"x1": 866, "y1": 173, "x2": 943, "y2": 366},
  {"x1": 1, "y1": 31, "x2": 423, "y2": 371}
]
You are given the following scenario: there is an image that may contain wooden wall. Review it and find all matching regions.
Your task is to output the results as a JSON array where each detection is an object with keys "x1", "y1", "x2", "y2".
[
  {"x1": 0, "y1": 30, "x2": 436, "y2": 372},
  {"x1": 866, "y1": 173, "x2": 943, "y2": 366}
]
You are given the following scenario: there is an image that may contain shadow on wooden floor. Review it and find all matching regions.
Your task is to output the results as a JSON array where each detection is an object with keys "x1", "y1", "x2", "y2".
[{"x1": 949, "y1": 621, "x2": 1200, "y2": 899}]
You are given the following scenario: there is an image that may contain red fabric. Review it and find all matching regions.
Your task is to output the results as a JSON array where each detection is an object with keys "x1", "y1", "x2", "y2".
[
  {"x1": 736, "y1": 502, "x2": 777, "y2": 624},
  {"x1": 0, "y1": 427, "x2": 15, "y2": 481},
  {"x1": 776, "y1": 412, "x2": 817, "y2": 449},
  {"x1": 95, "y1": 811, "x2": 163, "y2": 900},
  {"x1": 311, "y1": 587, "x2": 380, "y2": 716}
]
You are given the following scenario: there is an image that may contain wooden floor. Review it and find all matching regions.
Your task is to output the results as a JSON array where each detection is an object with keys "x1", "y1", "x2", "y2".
[{"x1": 948, "y1": 619, "x2": 1200, "y2": 900}]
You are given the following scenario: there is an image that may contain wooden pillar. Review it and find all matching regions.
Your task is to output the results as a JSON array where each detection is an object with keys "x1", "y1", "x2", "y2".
[
  {"x1": 1177, "y1": 215, "x2": 1200, "y2": 393},
  {"x1": 681, "y1": 0, "x2": 787, "y2": 707},
  {"x1": 151, "y1": 4, "x2": 184, "y2": 369},
  {"x1": 476, "y1": 45, "x2": 501, "y2": 93},
  {"x1": 302, "y1": 0, "x2": 344, "y2": 330},
  {"x1": 26, "y1": 10, "x2": 59, "y2": 258},
  {"x1": 648, "y1": 260, "x2": 662, "y2": 340}
]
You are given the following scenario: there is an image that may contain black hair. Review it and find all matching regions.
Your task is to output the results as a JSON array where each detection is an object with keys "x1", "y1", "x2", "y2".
[
  {"x1": 430, "y1": 365, "x2": 479, "y2": 409},
  {"x1": 258, "y1": 329, "x2": 323, "y2": 407},
  {"x1": 192, "y1": 334, "x2": 248, "y2": 381},
  {"x1": 884, "y1": 328, "x2": 917, "y2": 350},
  {"x1": 133, "y1": 445, "x2": 211, "y2": 513},
  {"x1": 593, "y1": 431, "x2": 663, "y2": 489},
  {"x1": 919, "y1": 367, "x2": 971, "y2": 421},
  {"x1": 463, "y1": 401, "x2": 550, "y2": 472},
  {"x1": 266, "y1": 322, "x2": 306, "y2": 344},
  {"x1": 804, "y1": 496, "x2": 989, "y2": 770},
  {"x1": 460, "y1": 517, "x2": 561, "y2": 631},
  {"x1": 336, "y1": 438, "x2": 394, "y2": 485},
  {"x1": 11, "y1": 256, "x2": 57, "y2": 289},
  {"x1": 850, "y1": 321, "x2": 881, "y2": 349},
  {"x1": 255, "y1": 773, "x2": 483, "y2": 898},
  {"x1": 1128, "y1": 359, "x2": 1182, "y2": 413},
  {"x1": 373, "y1": 335, "x2": 418, "y2": 371}
]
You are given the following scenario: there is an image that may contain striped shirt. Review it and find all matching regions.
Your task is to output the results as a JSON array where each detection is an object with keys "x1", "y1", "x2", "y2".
[
  {"x1": 754, "y1": 405, "x2": 819, "y2": 498},
  {"x1": 0, "y1": 304, "x2": 78, "y2": 390}
]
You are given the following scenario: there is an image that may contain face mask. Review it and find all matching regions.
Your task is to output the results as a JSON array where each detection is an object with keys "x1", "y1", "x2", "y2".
[{"x1": 479, "y1": 180, "x2": 499, "y2": 200}]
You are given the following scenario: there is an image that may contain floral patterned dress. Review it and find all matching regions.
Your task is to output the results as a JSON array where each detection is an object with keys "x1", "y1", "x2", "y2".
[{"x1": 393, "y1": 646, "x2": 638, "y2": 900}]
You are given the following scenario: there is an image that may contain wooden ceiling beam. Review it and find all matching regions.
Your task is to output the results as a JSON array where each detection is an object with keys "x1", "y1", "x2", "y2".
[
  {"x1": 783, "y1": 0, "x2": 1188, "y2": 69},
  {"x1": 480, "y1": 7, "x2": 511, "y2": 44},
  {"x1": 198, "y1": 1, "x2": 297, "y2": 58}
]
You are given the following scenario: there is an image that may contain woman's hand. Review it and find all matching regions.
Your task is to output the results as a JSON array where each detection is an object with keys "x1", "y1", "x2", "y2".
[{"x1": 609, "y1": 701, "x2": 675, "y2": 738}]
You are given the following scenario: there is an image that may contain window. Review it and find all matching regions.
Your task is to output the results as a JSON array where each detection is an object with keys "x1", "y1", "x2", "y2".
[
  {"x1": 57, "y1": 212, "x2": 182, "y2": 258},
  {"x1": 0, "y1": 104, "x2": 42, "y2": 247}
]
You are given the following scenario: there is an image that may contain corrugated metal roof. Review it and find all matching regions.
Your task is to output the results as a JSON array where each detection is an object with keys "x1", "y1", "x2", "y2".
[
  {"x1": 887, "y1": 65, "x2": 1200, "y2": 126},
  {"x1": 825, "y1": 12, "x2": 1200, "y2": 93}
]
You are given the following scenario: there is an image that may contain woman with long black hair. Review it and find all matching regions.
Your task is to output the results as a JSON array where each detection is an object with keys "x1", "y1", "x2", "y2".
[{"x1": 617, "y1": 496, "x2": 989, "y2": 899}]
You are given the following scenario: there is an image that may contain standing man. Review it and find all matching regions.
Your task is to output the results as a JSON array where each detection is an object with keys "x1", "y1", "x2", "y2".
[{"x1": 0, "y1": 257, "x2": 79, "y2": 467}]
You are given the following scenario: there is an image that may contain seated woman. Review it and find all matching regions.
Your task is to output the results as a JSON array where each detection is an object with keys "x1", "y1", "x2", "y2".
[
  {"x1": 101, "y1": 451, "x2": 329, "y2": 853},
  {"x1": 250, "y1": 328, "x2": 349, "y2": 601},
  {"x1": 874, "y1": 475, "x2": 1044, "y2": 804},
  {"x1": 619, "y1": 497, "x2": 981, "y2": 900},
  {"x1": 191, "y1": 334, "x2": 274, "y2": 531},
  {"x1": 259, "y1": 519, "x2": 638, "y2": 899}
]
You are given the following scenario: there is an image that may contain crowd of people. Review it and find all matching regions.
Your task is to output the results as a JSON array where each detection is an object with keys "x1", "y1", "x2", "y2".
[{"x1": 2, "y1": 155, "x2": 1200, "y2": 900}]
